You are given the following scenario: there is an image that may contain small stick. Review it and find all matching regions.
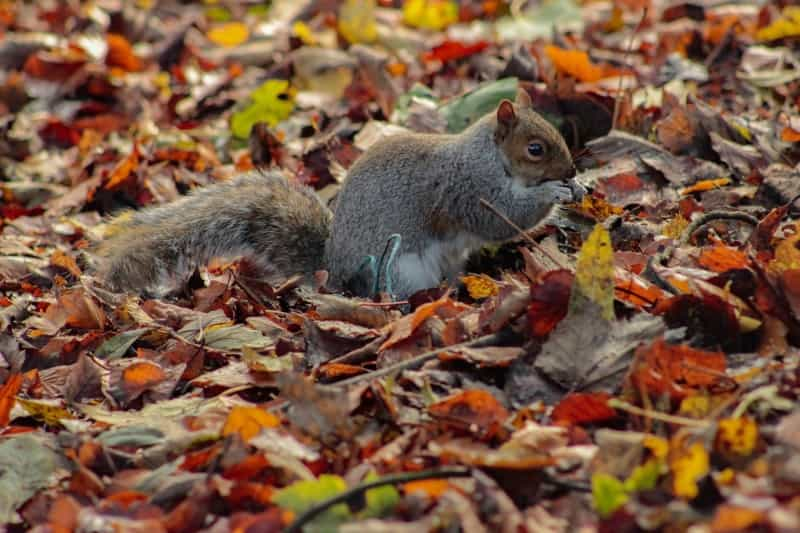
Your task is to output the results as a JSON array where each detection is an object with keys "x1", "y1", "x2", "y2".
[
  {"x1": 608, "y1": 398, "x2": 711, "y2": 428},
  {"x1": 479, "y1": 197, "x2": 563, "y2": 268},
  {"x1": 680, "y1": 210, "x2": 759, "y2": 245},
  {"x1": 325, "y1": 333, "x2": 500, "y2": 389},
  {"x1": 612, "y1": 8, "x2": 649, "y2": 130}
]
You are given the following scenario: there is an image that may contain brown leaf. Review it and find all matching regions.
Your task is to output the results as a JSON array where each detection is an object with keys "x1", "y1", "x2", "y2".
[{"x1": 428, "y1": 389, "x2": 509, "y2": 441}]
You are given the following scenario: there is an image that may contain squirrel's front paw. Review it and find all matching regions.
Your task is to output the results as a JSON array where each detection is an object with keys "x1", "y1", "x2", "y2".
[
  {"x1": 567, "y1": 179, "x2": 587, "y2": 202},
  {"x1": 538, "y1": 181, "x2": 575, "y2": 204}
]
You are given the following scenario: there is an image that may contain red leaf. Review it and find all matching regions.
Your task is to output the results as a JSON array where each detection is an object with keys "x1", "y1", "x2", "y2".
[{"x1": 551, "y1": 392, "x2": 617, "y2": 425}]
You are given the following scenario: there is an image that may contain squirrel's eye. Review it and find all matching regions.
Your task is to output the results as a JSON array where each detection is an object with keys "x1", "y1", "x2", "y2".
[{"x1": 527, "y1": 142, "x2": 546, "y2": 158}]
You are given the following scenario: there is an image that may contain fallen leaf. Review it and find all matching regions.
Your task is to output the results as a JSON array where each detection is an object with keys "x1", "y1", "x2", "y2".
[
  {"x1": 669, "y1": 437, "x2": 709, "y2": 500},
  {"x1": 207, "y1": 22, "x2": 250, "y2": 48},
  {"x1": 461, "y1": 274, "x2": 499, "y2": 299},
  {"x1": 230, "y1": 80, "x2": 295, "y2": 139},
  {"x1": 403, "y1": 0, "x2": 459, "y2": 31},
  {"x1": 222, "y1": 406, "x2": 280, "y2": 442},
  {"x1": 551, "y1": 392, "x2": 617, "y2": 426},
  {"x1": 428, "y1": 389, "x2": 509, "y2": 440},
  {"x1": 0, "y1": 374, "x2": 23, "y2": 427},
  {"x1": 106, "y1": 33, "x2": 142, "y2": 71},
  {"x1": 338, "y1": 0, "x2": 378, "y2": 44},
  {"x1": 574, "y1": 224, "x2": 615, "y2": 321}
]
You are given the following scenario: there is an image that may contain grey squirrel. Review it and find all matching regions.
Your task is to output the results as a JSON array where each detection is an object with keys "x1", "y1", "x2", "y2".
[{"x1": 96, "y1": 88, "x2": 578, "y2": 299}]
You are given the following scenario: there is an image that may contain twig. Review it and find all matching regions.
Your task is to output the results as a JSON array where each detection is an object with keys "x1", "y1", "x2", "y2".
[
  {"x1": 643, "y1": 209, "x2": 760, "y2": 295},
  {"x1": 284, "y1": 467, "x2": 473, "y2": 533},
  {"x1": 325, "y1": 333, "x2": 501, "y2": 389},
  {"x1": 479, "y1": 198, "x2": 563, "y2": 267},
  {"x1": 318, "y1": 333, "x2": 388, "y2": 368},
  {"x1": 612, "y1": 8, "x2": 648, "y2": 130},
  {"x1": 608, "y1": 399, "x2": 711, "y2": 428},
  {"x1": 680, "y1": 210, "x2": 759, "y2": 245}
]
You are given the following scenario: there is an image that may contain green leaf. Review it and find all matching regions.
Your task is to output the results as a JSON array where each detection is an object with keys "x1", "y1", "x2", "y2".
[
  {"x1": 203, "y1": 324, "x2": 272, "y2": 350},
  {"x1": 0, "y1": 434, "x2": 67, "y2": 523},
  {"x1": 95, "y1": 328, "x2": 149, "y2": 359},
  {"x1": 592, "y1": 472, "x2": 629, "y2": 518},
  {"x1": 360, "y1": 472, "x2": 400, "y2": 519},
  {"x1": 439, "y1": 77, "x2": 519, "y2": 133},
  {"x1": 273, "y1": 474, "x2": 350, "y2": 533},
  {"x1": 273, "y1": 472, "x2": 400, "y2": 532},
  {"x1": 230, "y1": 80, "x2": 295, "y2": 139},
  {"x1": 495, "y1": 0, "x2": 583, "y2": 42},
  {"x1": 624, "y1": 459, "x2": 662, "y2": 493}
]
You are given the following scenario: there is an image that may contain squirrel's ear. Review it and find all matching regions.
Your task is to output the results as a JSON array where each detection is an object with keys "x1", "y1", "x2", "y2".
[
  {"x1": 515, "y1": 88, "x2": 532, "y2": 108},
  {"x1": 497, "y1": 100, "x2": 517, "y2": 128}
]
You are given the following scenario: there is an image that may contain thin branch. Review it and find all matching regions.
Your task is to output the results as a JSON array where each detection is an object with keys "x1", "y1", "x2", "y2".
[
  {"x1": 479, "y1": 197, "x2": 563, "y2": 267},
  {"x1": 325, "y1": 333, "x2": 501, "y2": 389},
  {"x1": 680, "y1": 210, "x2": 759, "y2": 245},
  {"x1": 612, "y1": 8, "x2": 648, "y2": 130},
  {"x1": 608, "y1": 399, "x2": 711, "y2": 428}
]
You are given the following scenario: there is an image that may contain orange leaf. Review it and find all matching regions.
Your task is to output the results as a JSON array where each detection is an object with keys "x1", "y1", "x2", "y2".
[
  {"x1": 680, "y1": 178, "x2": 731, "y2": 195},
  {"x1": 781, "y1": 127, "x2": 800, "y2": 143},
  {"x1": 710, "y1": 504, "x2": 765, "y2": 533},
  {"x1": 318, "y1": 363, "x2": 365, "y2": 379},
  {"x1": 50, "y1": 249, "x2": 82, "y2": 278},
  {"x1": 697, "y1": 245, "x2": 749, "y2": 273},
  {"x1": 121, "y1": 361, "x2": 166, "y2": 392},
  {"x1": 106, "y1": 34, "x2": 142, "y2": 72},
  {"x1": 105, "y1": 143, "x2": 140, "y2": 190},
  {"x1": 0, "y1": 374, "x2": 23, "y2": 427},
  {"x1": 59, "y1": 289, "x2": 105, "y2": 330},
  {"x1": 551, "y1": 392, "x2": 617, "y2": 426},
  {"x1": 403, "y1": 479, "x2": 451, "y2": 499},
  {"x1": 428, "y1": 389, "x2": 509, "y2": 440},
  {"x1": 379, "y1": 295, "x2": 468, "y2": 351},
  {"x1": 222, "y1": 406, "x2": 280, "y2": 442},
  {"x1": 544, "y1": 45, "x2": 622, "y2": 82},
  {"x1": 629, "y1": 338, "x2": 726, "y2": 399}
]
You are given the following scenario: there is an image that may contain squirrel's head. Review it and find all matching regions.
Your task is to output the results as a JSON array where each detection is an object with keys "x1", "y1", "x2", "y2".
[{"x1": 493, "y1": 89, "x2": 575, "y2": 186}]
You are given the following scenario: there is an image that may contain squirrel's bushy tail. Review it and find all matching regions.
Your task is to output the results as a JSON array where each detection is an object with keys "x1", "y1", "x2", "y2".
[{"x1": 95, "y1": 172, "x2": 332, "y2": 294}]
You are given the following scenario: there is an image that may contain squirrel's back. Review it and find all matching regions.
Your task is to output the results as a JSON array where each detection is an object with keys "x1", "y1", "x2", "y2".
[{"x1": 96, "y1": 172, "x2": 331, "y2": 295}]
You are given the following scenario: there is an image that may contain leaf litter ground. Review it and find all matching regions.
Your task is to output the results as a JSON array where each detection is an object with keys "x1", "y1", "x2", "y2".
[{"x1": 1, "y1": 0, "x2": 800, "y2": 531}]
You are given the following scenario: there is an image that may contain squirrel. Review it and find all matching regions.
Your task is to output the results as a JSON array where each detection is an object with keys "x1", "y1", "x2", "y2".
[{"x1": 96, "y1": 88, "x2": 578, "y2": 299}]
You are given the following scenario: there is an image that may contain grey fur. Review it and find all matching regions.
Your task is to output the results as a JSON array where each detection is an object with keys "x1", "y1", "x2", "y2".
[
  {"x1": 97, "y1": 102, "x2": 574, "y2": 299},
  {"x1": 96, "y1": 172, "x2": 332, "y2": 295},
  {"x1": 326, "y1": 111, "x2": 574, "y2": 297}
]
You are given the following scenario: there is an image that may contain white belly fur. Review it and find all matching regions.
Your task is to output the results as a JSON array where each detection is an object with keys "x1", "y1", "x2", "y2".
[{"x1": 396, "y1": 232, "x2": 486, "y2": 295}]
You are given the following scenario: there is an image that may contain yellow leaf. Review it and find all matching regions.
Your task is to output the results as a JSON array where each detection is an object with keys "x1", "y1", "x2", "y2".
[
  {"x1": 643, "y1": 435, "x2": 669, "y2": 459},
  {"x1": 573, "y1": 195, "x2": 623, "y2": 221},
  {"x1": 16, "y1": 398, "x2": 73, "y2": 427},
  {"x1": 207, "y1": 22, "x2": 250, "y2": 48},
  {"x1": 716, "y1": 417, "x2": 758, "y2": 457},
  {"x1": 403, "y1": 0, "x2": 459, "y2": 31},
  {"x1": 338, "y1": 0, "x2": 378, "y2": 44},
  {"x1": 679, "y1": 395, "x2": 712, "y2": 418},
  {"x1": 669, "y1": 438, "x2": 709, "y2": 499},
  {"x1": 461, "y1": 274, "x2": 499, "y2": 299},
  {"x1": 292, "y1": 21, "x2": 317, "y2": 46},
  {"x1": 768, "y1": 232, "x2": 800, "y2": 275},
  {"x1": 662, "y1": 214, "x2": 689, "y2": 239},
  {"x1": 574, "y1": 224, "x2": 615, "y2": 321},
  {"x1": 756, "y1": 6, "x2": 800, "y2": 42},
  {"x1": 222, "y1": 406, "x2": 280, "y2": 442}
]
